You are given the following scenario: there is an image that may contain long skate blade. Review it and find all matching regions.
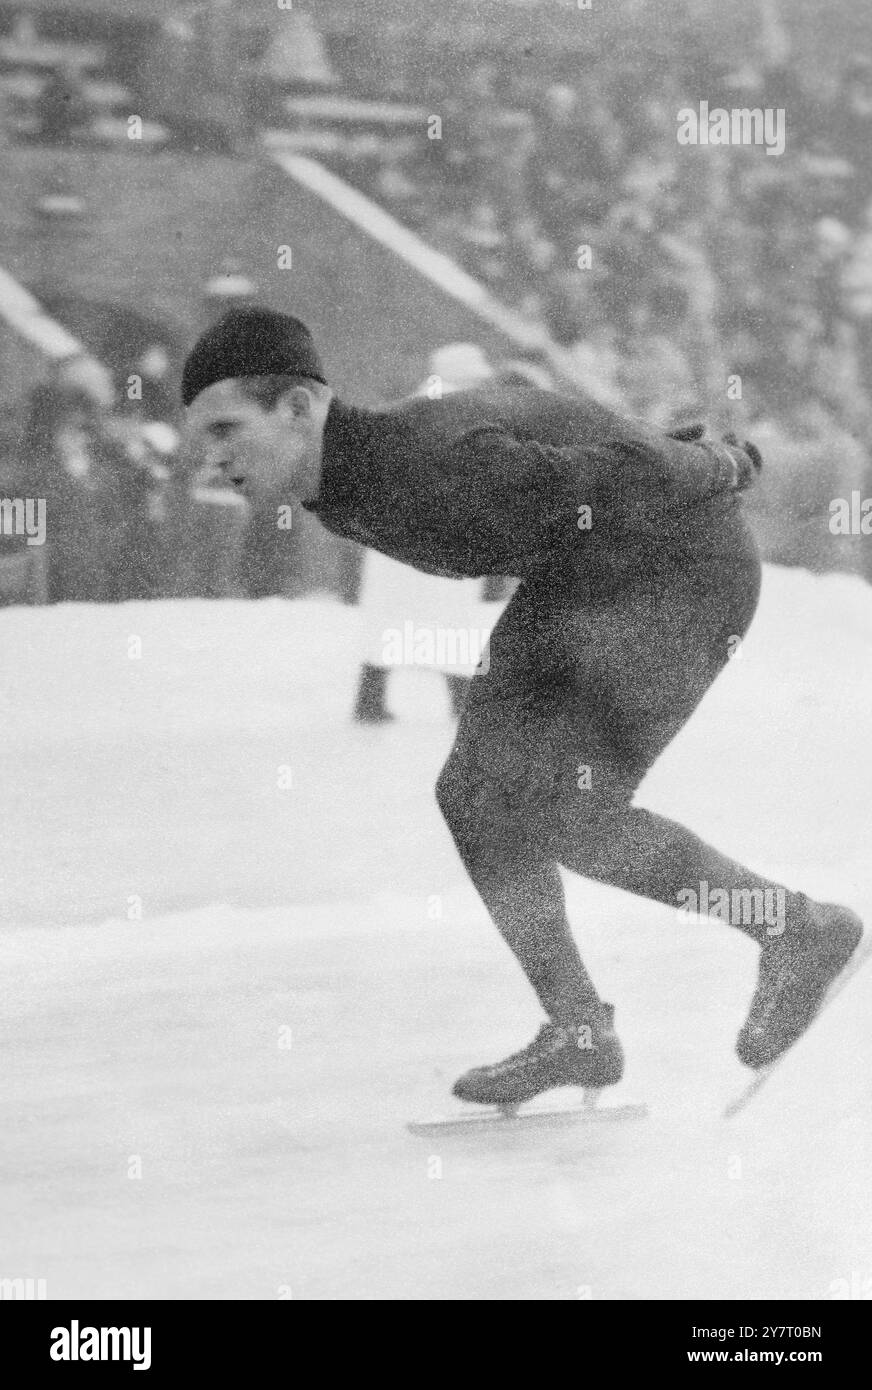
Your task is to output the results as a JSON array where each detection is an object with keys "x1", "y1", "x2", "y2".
[
  {"x1": 407, "y1": 1093, "x2": 648, "y2": 1135},
  {"x1": 724, "y1": 931, "x2": 872, "y2": 1119}
]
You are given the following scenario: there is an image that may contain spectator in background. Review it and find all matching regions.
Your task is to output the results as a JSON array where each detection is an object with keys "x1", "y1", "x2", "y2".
[
  {"x1": 309, "y1": 26, "x2": 872, "y2": 589},
  {"x1": 24, "y1": 356, "x2": 168, "y2": 603},
  {"x1": 201, "y1": 265, "x2": 258, "y2": 328},
  {"x1": 565, "y1": 321, "x2": 626, "y2": 413},
  {"x1": 353, "y1": 342, "x2": 501, "y2": 724},
  {"x1": 35, "y1": 62, "x2": 90, "y2": 145},
  {"x1": 743, "y1": 399, "x2": 869, "y2": 578},
  {"x1": 617, "y1": 297, "x2": 698, "y2": 428},
  {"x1": 840, "y1": 198, "x2": 872, "y2": 401},
  {"x1": 831, "y1": 57, "x2": 872, "y2": 227},
  {"x1": 99, "y1": 416, "x2": 171, "y2": 600},
  {"x1": 161, "y1": 437, "x2": 249, "y2": 599},
  {"x1": 424, "y1": 61, "x2": 501, "y2": 223},
  {"x1": 0, "y1": 424, "x2": 43, "y2": 604},
  {"x1": 529, "y1": 79, "x2": 620, "y2": 251},
  {"x1": 129, "y1": 343, "x2": 178, "y2": 425},
  {"x1": 449, "y1": 60, "x2": 504, "y2": 205},
  {"x1": 25, "y1": 372, "x2": 112, "y2": 602}
]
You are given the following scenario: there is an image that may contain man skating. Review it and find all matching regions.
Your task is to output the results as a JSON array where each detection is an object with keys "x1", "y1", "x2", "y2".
[{"x1": 182, "y1": 307, "x2": 863, "y2": 1107}]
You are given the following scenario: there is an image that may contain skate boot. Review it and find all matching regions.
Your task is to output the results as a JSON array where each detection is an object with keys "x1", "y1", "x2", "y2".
[
  {"x1": 737, "y1": 902, "x2": 863, "y2": 1069},
  {"x1": 452, "y1": 1003, "x2": 624, "y2": 1106}
]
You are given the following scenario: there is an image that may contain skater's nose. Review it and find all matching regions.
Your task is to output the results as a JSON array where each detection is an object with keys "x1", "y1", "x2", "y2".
[{"x1": 205, "y1": 440, "x2": 232, "y2": 472}]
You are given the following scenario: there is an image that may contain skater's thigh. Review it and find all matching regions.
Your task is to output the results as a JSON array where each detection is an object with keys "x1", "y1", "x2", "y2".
[
  {"x1": 441, "y1": 551, "x2": 758, "y2": 819},
  {"x1": 548, "y1": 526, "x2": 760, "y2": 772},
  {"x1": 557, "y1": 583, "x2": 735, "y2": 769},
  {"x1": 438, "y1": 586, "x2": 622, "y2": 822}
]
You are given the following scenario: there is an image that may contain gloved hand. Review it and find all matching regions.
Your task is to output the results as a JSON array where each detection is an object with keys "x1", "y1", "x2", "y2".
[
  {"x1": 669, "y1": 423, "x2": 763, "y2": 492},
  {"x1": 718, "y1": 431, "x2": 763, "y2": 491}
]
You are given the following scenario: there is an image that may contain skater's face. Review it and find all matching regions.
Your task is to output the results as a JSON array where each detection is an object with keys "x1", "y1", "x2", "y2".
[{"x1": 187, "y1": 378, "x2": 325, "y2": 501}]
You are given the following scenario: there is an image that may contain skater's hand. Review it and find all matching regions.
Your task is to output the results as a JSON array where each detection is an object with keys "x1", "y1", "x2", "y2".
[
  {"x1": 717, "y1": 433, "x2": 764, "y2": 492},
  {"x1": 669, "y1": 424, "x2": 763, "y2": 493}
]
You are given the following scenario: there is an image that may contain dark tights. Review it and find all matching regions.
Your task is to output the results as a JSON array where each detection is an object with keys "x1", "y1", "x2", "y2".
[{"x1": 436, "y1": 508, "x2": 810, "y2": 1024}]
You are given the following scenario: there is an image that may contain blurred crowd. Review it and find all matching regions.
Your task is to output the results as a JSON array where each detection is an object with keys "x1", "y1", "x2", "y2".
[
  {"x1": 318, "y1": 36, "x2": 872, "y2": 581},
  {"x1": 0, "y1": 349, "x2": 238, "y2": 605},
  {"x1": 352, "y1": 48, "x2": 872, "y2": 434},
  {"x1": 0, "y1": 317, "x2": 344, "y2": 607},
  {"x1": 3, "y1": 7, "x2": 872, "y2": 605}
]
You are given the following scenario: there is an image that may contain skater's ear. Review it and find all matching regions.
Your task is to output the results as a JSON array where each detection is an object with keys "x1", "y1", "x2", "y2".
[
  {"x1": 240, "y1": 373, "x2": 329, "y2": 417},
  {"x1": 280, "y1": 384, "x2": 320, "y2": 421}
]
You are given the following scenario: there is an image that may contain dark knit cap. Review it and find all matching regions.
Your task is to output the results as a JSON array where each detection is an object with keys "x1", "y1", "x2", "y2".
[{"x1": 181, "y1": 306, "x2": 326, "y2": 406}]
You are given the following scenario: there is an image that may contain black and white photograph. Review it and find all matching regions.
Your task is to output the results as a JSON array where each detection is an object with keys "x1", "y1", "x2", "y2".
[{"x1": 1, "y1": 0, "x2": 871, "y2": 1334}]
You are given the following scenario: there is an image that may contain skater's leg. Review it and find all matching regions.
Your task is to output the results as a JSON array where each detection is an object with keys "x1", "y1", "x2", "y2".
[
  {"x1": 440, "y1": 508, "x2": 861, "y2": 1075},
  {"x1": 444, "y1": 672, "x2": 471, "y2": 720},
  {"x1": 556, "y1": 798, "x2": 813, "y2": 946},
  {"x1": 436, "y1": 751, "x2": 601, "y2": 1023},
  {"x1": 436, "y1": 667, "x2": 628, "y2": 1101},
  {"x1": 549, "y1": 749, "x2": 863, "y2": 1068},
  {"x1": 436, "y1": 593, "x2": 605, "y2": 1026},
  {"x1": 541, "y1": 543, "x2": 815, "y2": 945}
]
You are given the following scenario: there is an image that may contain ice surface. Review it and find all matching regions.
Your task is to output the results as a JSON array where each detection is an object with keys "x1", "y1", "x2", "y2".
[{"x1": 1, "y1": 564, "x2": 870, "y2": 1298}]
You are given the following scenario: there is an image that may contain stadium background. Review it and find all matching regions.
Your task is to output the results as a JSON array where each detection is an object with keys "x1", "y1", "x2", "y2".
[
  {"x1": 2, "y1": 0, "x2": 872, "y2": 1308},
  {"x1": 1, "y1": 0, "x2": 871, "y2": 602}
]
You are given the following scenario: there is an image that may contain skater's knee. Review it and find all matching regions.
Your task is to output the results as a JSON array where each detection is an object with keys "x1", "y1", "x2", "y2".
[
  {"x1": 435, "y1": 763, "x2": 461, "y2": 821},
  {"x1": 549, "y1": 790, "x2": 634, "y2": 869},
  {"x1": 435, "y1": 764, "x2": 476, "y2": 845},
  {"x1": 436, "y1": 763, "x2": 530, "y2": 866},
  {"x1": 436, "y1": 760, "x2": 490, "y2": 830},
  {"x1": 554, "y1": 777, "x2": 632, "y2": 834}
]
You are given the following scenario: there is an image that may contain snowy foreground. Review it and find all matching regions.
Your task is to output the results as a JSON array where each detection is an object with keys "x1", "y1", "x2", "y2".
[{"x1": 1, "y1": 565, "x2": 871, "y2": 1300}]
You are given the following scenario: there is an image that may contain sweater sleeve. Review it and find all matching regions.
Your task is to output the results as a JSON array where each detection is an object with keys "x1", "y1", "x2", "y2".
[
  {"x1": 611, "y1": 431, "x2": 744, "y2": 510},
  {"x1": 449, "y1": 424, "x2": 745, "y2": 553}
]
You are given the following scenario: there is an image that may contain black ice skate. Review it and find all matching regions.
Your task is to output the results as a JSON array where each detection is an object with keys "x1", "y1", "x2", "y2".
[
  {"x1": 736, "y1": 902, "x2": 863, "y2": 1070},
  {"x1": 452, "y1": 1003, "x2": 624, "y2": 1107}
]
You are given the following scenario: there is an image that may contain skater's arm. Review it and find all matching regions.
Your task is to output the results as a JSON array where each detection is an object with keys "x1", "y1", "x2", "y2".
[
  {"x1": 584, "y1": 427, "x2": 763, "y2": 516},
  {"x1": 650, "y1": 426, "x2": 763, "y2": 507},
  {"x1": 449, "y1": 423, "x2": 763, "y2": 545}
]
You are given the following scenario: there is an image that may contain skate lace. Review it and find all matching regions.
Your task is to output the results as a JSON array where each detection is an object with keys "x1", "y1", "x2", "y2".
[{"x1": 489, "y1": 1024, "x2": 567, "y2": 1075}]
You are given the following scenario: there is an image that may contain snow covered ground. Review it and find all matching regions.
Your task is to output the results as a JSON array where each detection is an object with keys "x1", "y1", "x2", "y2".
[{"x1": 1, "y1": 563, "x2": 870, "y2": 1300}]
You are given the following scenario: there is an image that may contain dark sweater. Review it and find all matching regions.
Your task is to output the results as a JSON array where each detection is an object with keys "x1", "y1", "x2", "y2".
[{"x1": 302, "y1": 385, "x2": 744, "y2": 588}]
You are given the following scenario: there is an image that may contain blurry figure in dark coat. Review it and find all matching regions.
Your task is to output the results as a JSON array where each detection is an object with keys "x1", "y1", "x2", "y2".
[
  {"x1": 35, "y1": 62, "x2": 90, "y2": 145},
  {"x1": 25, "y1": 377, "x2": 110, "y2": 602},
  {"x1": 25, "y1": 358, "x2": 164, "y2": 602}
]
